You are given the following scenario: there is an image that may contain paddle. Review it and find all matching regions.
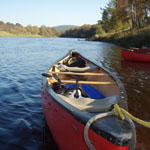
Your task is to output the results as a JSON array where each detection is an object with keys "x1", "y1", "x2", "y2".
[
  {"x1": 57, "y1": 64, "x2": 106, "y2": 99},
  {"x1": 42, "y1": 65, "x2": 109, "y2": 99},
  {"x1": 58, "y1": 64, "x2": 80, "y2": 98},
  {"x1": 56, "y1": 65, "x2": 105, "y2": 99},
  {"x1": 42, "y1": 72, "x2": 62, "y2": 87},
  {"x1": 42, "y1": 67, "x2": 80, "y2": 98},
  {"x1": 81, "y1": 84, "x2": 105, "y2": 99},
  {"x1": 42, "y1": 73, "x2": 52, "y2": 78}
]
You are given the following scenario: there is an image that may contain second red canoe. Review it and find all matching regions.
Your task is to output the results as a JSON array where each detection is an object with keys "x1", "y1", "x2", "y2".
[{"x1": 122, "y1": 48, "x2": 150, "y2": 62}]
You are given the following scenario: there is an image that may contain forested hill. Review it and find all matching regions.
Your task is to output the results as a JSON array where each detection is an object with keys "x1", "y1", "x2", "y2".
[
  {"x1": 53, "y1": 25, "x2": 79, "y2": 32},
  {"x1": 60, "y1": 24, "x2": 104, "y2": 38},
  {"x1": 0, "y1": 21, "x2": 60, "y2": 37}
]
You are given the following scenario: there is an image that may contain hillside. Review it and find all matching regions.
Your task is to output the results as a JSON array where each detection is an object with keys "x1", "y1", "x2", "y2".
[{"x1": 53, "y1": 25, "x2": 79, "y2": 32}]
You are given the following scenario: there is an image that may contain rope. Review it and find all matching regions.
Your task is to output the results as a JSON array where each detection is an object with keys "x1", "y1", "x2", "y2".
[
  {"x1": 68, "y1": 57, "x2": 76, "y2": 65},
  {"x1": 113, "y1": 104, "x2": 150, "y2": 128},
  {"x1": 125, "y1": 115, "x2": 136, "y2": 150},
  {"x1": 84, "y1": 111, "x2": 114, "y2": 150},
  {"x1": 84, "y1": 103, "x2": 150, "y2": 150},
  {"x1": 84, "y1": 110, "x2": 136, "y2": 150}
]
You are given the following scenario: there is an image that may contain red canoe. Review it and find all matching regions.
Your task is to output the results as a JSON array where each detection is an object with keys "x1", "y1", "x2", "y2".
[
  {"x1": 122, "y1": 48, "x2": 150, "y2": 62},
  {"x1": 41, "y1": 50, "x2": 135, "y2": 150}
]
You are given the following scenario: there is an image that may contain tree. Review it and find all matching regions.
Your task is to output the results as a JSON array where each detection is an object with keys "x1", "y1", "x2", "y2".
[
  {"x1": 99, "y1": 0, "x2": 126, "y2": 33},
  {"x1": 117, "y1": 0, "x2": 150, "y2": 28}
]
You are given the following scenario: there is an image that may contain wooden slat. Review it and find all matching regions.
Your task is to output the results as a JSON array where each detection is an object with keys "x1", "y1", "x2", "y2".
[
  {"x1": 48, "y1": 71, "x2": 107, "y2": 76},
  {"x1": 48, "y1": 79, "x2": 116, "y2": 85}
]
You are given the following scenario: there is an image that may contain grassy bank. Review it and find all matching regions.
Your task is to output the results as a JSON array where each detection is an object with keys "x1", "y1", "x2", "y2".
[
  {"x1": 91, "y1": 26, "x2": 150, "y2": 48},
  {"x1": 0, "y1": 31, "x2": 43, "y2": 38}
]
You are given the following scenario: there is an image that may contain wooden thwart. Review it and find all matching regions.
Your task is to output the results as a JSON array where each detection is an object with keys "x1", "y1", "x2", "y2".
[
  {"x1": 48, "y1": 79, "x2": 116, "y2": 85},
  {"x1": 48, "y1": 71, "x2": 107, "y2": 76}
]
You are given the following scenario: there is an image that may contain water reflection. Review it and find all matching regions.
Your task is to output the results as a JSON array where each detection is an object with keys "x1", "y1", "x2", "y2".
[
  {"x1": 119, "y1": 61, "x2": 150, "y2": 150},
  {"x1": 121, "y1": 61, "x2": 150, "y2": 73}
]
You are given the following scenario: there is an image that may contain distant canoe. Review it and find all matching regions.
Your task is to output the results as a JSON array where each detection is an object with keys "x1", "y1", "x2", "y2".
[
  {"x1": 122, "y1": 48, "x2": 150, "y2": 63},
  {"x1": 41, "y1": 50, "x2": 134, "y2": 150},
  {"x1": 78, "y1": 38, "x2": 86, "y2": 41}
]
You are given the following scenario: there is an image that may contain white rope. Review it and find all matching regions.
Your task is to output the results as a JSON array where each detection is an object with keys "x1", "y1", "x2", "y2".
[
  {"x1": 84, "y1": 111, "x2": 113, "y2": 150},
  {"x1": 124, "y1": 115, "x2": 136, "y2": 150},
  {"x1": 84, "y1": 111, "x2": 136, "y2": 150}
]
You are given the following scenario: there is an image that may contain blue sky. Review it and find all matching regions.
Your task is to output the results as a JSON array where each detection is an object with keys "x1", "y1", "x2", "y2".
[{"x1": 0, "y1": 0, "x2": 109, "y2": 27}]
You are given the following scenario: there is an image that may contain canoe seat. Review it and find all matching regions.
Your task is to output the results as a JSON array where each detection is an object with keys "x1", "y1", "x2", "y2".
[
  {"x1": 55, "y1": 64, "x2": 97, "y2": 72},
  {"x1": 58, "y1": 94, "x2": 120, "y2": 112}
]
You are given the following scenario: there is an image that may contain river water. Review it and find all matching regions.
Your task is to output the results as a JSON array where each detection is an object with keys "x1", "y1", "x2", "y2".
[{"x1": 0, "y1": 37, "x2": 150, "y2": 150}]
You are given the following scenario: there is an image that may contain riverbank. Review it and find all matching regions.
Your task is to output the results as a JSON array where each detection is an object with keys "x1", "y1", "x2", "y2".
[
  {"x1": 0, "y1": 31, "x2": 43, "y2": 38},
  {"x1": 91, "y1": 26, "x2": 150, "y2": 48}
]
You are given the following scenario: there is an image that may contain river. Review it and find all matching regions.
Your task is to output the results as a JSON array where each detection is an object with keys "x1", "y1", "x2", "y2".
[{"x1": 0, "y1": 37, "x2": 149, "y2": 150}]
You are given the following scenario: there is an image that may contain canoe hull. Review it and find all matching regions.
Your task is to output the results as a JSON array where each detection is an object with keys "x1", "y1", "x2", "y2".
[
  {"x1": 122, "y1": 49, "x2": 150, "y2": 62},
  {"x1": 41, "y1": 50, "x2": 132, "y2": 150},
  {"x1": 41, "y1": 86, "x2": 129, "y2": 150}
]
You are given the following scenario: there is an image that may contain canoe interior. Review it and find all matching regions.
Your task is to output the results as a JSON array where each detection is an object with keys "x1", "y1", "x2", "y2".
[
  {"x1": 46, "y1": 53, "x2": 120, "y2": 110},
  {"x1": 41, "y1": 51, "x2": 132, "y2": 149}
]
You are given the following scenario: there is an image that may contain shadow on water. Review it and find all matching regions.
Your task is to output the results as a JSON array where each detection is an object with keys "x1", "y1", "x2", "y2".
[{"x1": 38, "y1": 120, "x2": 58, "y2": 150}]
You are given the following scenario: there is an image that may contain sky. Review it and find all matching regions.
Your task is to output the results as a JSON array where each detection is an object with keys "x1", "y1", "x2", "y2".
[{"x1": 0, "y1": 0, "x2": 110, "y2": 27}]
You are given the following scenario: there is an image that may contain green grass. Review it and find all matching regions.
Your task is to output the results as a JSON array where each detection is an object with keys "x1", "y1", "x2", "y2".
[
  {"x1": 92, "y1": 26, "x2": 150, "y2": 48},
  {"x1": 0, "y1": 31, "x2": 43, "y2": 38}
]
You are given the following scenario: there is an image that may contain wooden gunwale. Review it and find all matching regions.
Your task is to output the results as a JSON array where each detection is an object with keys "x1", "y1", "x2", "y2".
[
  {"x1": 47, "y1": 71, "x2": 107, "y2": 76},
  {"x1": 48, "y1": 79, "x2": 116, "y2": 85}
]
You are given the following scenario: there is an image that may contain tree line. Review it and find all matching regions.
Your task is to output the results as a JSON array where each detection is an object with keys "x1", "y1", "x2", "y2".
[
  {"x1": 0, "y1": 21, "x2": 60, "y2": 37},
  {"x1": 60, "y1": 24, "x2": 104, "y2": 38},
  {"x1": 61, "y1": 0, "x2": 150, "y2": 38},
  {"x1": 99, "y1": 0, "x2": 150, "y2": 33}
]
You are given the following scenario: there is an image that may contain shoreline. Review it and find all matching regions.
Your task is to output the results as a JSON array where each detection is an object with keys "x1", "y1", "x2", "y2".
[
  {"x1": 0, "y1": 31, "x2": 58, "y2": 38},
  {"x1": 90, "y1": 26, "x2": 150, "y2": 48}
]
